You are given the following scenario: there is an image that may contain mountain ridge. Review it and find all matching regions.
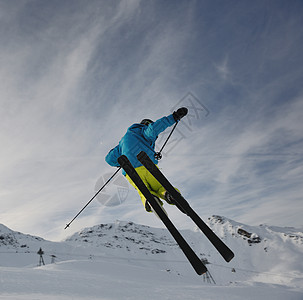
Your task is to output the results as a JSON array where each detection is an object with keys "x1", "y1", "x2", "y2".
[{"x1": 0, "y1": 216, "x2": 302, "y2": 287}]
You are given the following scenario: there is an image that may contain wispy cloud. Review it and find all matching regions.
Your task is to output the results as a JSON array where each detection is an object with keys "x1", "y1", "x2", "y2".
[{"x1": 1, "y1": 0, "x2": 303, "y2": 240}]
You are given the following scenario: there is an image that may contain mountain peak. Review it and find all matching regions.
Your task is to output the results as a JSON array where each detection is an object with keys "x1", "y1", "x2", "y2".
[
  {"x1": 0, "y1": 223, "x2": 44, "y2": 250},
  {"x1": 65, "y1": 220, "x2": 179, "y2": 256}
]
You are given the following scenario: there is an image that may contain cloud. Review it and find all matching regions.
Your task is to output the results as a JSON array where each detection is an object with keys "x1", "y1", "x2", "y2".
[
  {"x1": 215, "y1": 56, "x2": 232, "y2": 81},
  {"x1": 1, "y1": 0, "x2": 303, "y2": 240}
]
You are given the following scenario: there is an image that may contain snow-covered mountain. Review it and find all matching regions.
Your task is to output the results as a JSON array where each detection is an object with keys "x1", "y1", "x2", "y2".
[{"x1": 1, "y1": 216, "x2": 303, "y2": 299}]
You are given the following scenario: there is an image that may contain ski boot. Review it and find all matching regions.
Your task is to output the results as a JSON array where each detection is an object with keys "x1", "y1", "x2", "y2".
[
  {"x1": 145, "y1": 196, "x2": 168, "y2": 217},
  {"x1": 164, "y1": 192, "x2": 187, "y2": 214}
]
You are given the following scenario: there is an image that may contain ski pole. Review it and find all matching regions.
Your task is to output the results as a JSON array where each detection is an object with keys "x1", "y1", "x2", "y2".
[
  {"x1": 64, "y1": 167, "x2": 121, "y2": 229},
  {"x1": 154, "y1": 121, "x2": 179, "y2": 160}
]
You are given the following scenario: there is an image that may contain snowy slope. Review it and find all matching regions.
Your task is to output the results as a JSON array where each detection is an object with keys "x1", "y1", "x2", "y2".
[{"x1": 0, "y1": 216, "x2": 303, "y2": 299}]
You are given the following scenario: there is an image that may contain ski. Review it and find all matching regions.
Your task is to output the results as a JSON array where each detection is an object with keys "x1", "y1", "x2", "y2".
[
  {"x1": 137, "y1": 151, "x2": 235, "y2": 263},
  {"x1": 117, "y1": 155, "x2": 207, "y2": 275}
]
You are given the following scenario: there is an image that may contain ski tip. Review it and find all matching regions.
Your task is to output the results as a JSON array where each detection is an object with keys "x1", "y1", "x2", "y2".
[
  {"x1": 117, "y1": 155, "x2": 129, "y2": 166},
  {"x1": 137, "y1": 151, "x2": 147, "y2": 160},
  {"x1": 197, "y1": 264, "x2": 208, "y2": 276},
  {"x1": 225, "y1": 251, "x2": 235, "y2": 263}
]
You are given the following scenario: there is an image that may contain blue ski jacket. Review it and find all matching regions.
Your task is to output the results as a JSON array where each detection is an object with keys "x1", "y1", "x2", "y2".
[{"x1": 105, "y1": 114, "x2": 176, "y2": 174}]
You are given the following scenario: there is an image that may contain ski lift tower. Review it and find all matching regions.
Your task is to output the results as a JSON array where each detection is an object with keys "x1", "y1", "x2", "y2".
[
  {"x1": 37, "y1": 248, "x2": 45, "y2": 266},
  {"x1": 50, "y1": 254, "x2": 56, "y2": 264},
  {"x1": 201, "y1": 259, "x2": 216, "y2": 284}
]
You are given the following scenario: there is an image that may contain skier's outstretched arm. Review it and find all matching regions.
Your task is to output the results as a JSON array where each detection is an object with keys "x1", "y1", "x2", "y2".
[{"x1": 143, "y1": 107, "x2": 188, "y2": 142}]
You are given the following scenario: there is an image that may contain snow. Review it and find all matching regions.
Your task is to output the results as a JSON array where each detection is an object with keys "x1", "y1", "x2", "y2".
[{"x1": 1, "y1": 217, "x2": 303, "y2": 299}]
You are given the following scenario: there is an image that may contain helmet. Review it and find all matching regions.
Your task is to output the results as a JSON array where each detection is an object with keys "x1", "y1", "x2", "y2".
[{"x1": 140, "y1": 119, "x2": 154, "y2": 126}]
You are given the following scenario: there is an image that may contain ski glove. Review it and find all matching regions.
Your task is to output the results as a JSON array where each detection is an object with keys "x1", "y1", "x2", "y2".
[{"x1": 173, "y1": 107, "x2": 188, "y2": 122}]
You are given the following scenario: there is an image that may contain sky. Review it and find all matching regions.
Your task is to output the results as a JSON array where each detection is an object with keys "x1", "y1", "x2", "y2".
[{"x1": 1, "y1": 0, "x2": 303, "y2": 241}]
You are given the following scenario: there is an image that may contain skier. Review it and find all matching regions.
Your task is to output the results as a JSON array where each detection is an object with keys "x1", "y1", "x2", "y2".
[{"x1": 105, "y1": 108, "x2": 188, "y2": 213}]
